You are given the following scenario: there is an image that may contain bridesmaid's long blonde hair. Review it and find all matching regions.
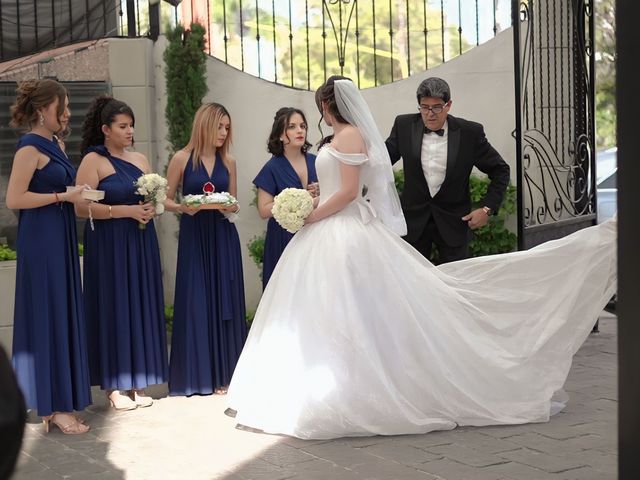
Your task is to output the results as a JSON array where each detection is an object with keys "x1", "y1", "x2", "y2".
[{"x1": 185, "y1": 102, "x2": 233, "y2": 171}]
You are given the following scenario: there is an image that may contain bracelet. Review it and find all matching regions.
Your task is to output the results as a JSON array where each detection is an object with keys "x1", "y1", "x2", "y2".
[
  {"x1": 108, "y1": 205, "x2": 113, "y2": 218},
  {"x1": 482, "y1": 206, "x2": 492, "y2": 215},
  {"x1": 54, "y1": 192, "x2": 60, "y2": 205}
]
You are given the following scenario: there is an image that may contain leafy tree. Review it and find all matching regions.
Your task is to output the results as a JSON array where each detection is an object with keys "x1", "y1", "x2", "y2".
[
  {"x1": 163, "y1": 23, "x2": 208, "y2": 155},
  {"x1": 595, "y1": 0, "x2": 616, "y2": 149}
]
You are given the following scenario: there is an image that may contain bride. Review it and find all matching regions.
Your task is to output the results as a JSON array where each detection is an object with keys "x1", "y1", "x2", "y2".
[{"x1": 226, "y1": 76, "x2": 617, "y2": 440}]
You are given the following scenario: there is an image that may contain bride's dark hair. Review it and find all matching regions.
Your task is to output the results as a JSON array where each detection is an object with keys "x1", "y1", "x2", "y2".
[{"x1": 315, "y1": 75, "x2": 351, "y2": 148}]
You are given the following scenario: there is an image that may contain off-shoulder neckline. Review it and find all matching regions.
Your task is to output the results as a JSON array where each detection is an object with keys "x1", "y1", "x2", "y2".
[{"x1": 321, "y1": 144, "x2": 367, "y2": 157}]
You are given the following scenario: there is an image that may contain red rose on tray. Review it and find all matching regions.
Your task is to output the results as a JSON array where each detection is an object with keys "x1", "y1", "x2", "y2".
[{"x1": 203, "y1": 182, "x2": 215, "y2": 194}]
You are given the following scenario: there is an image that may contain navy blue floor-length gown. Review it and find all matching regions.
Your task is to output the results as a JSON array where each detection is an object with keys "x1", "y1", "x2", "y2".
[
  {"x1": 169, "y1": 153, "x2": 247, "y2": 396},
  {"x1": 83, "y1": 145, "x2": 168, "y2": 390},
  {"x1": 12, "y1": 133, "x2": 91, "y2": 416},
  {"x1": 253, "y1": 153, "x2": 317, "y2": 289}
]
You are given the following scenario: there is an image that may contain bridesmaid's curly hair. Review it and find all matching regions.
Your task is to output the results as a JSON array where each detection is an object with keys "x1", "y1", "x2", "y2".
[
  {"x1": 10, "y1": 79, "x2": 67, "y2": 130},
  {"x1": 315, "y1": 75, "x2": 351, "y2": 148},
  {"x1": 80, "y1": 95, "x2": 135, "y2": 155},
  {"x1": 267, "y1": 107, "x2": 312, "y2": 156}
]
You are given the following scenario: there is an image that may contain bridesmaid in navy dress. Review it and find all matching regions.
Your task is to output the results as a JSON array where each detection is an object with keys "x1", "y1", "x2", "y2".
[
  {"x1": 6, "y1": 79, "x2": 91, "y2": 434},
  {"x1": 254, "y1": 107, "x2": 319, "y2": 289},
  {"x1": 76, "y1": 96, "x2": 168, "y2": 410},
  {"x1": 165, "y1": 103, "x2": 246, "y2": 396}
]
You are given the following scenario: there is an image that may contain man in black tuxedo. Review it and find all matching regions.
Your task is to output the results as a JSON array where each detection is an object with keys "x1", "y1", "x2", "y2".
[{"x1": 385, "y1": 77, "x2": 510, "y2": 263}]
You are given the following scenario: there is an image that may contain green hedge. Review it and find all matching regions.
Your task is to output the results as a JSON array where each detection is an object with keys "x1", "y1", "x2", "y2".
[
  {"x1": 0, "y1": 244, "x2": 17, "y2": 261},
  {"x1": 394, "y1": 170, "x2": 517, "y2": 259}
]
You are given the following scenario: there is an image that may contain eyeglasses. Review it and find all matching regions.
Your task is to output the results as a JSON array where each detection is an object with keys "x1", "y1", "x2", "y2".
[{"x1": 418, "y1": 104, "x2": 447, "y2": 114}]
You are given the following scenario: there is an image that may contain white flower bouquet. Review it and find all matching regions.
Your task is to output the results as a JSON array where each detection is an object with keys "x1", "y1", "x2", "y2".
[
  {"x1": 272, "y1": 188, "x2": 314, "y2": 233},
  {"x1": 182, "y1": 192, "x2": 237, "y2": 208},
  {"x1": 134, "y1": 173, "x2": 169, "y2": 229}
]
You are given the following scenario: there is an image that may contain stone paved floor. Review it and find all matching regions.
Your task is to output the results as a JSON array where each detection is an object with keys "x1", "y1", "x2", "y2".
[{"x1": 11, "y1": 312, "x2": 617, "y2": 480}]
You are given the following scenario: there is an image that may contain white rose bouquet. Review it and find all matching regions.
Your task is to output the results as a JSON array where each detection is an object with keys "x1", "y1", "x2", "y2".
[
  {"x1": 272, "y1": 188, "x2": 314, "y2": 233},
  {"x1": 134, "y1": 173, "x2": 169, "y2": 229}
]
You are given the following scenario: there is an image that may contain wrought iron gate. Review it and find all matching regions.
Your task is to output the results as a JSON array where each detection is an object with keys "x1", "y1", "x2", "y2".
[{"x1": 512, "y1": 0, "x2": 597, "y2": 249}]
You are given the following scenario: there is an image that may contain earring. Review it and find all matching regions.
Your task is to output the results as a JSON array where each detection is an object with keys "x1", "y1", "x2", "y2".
[
  {"x1": 39, "y1": 114, "x2": 44, "y2": 126},
  {"x1": 279, "y1": 138, "x2": 284, "y2": 142}
]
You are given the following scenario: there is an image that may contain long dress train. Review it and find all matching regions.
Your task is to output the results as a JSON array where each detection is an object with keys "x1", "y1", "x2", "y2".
[{"x1": 226, "y1": 145, "x2": 616, "y2": 439}]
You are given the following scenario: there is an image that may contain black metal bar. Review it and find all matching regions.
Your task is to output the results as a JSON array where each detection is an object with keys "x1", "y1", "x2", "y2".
[
  {"x1": 587, "y1": 1, "x2": 596, "y2": 212},
  {"x1": 458, "y1": 0, "x2": 462, "y2": 55},
  {"x1": 617, "y1": 1, "x2": 640, "y2": 475},
  {"x1": 305, "y1": 0, "x2": 310, "y2": 89},
  {"x1": 51, "y1": 0, "x2": 56, "y2": 45},
  {"x1": 103, "y1": 0, "x2": 107, "y2": 36},
  {"x1": 68, "y1": 0, "x2": 73, "y2": 42},
  {"x1": 388, "y1": 0, "x2": 393, "y2": 81},
  {"x1": 126, "y1": 0, "x2": 136, "y2": 37},
  {"x1": 322, "y1": 1, "x2": 327, "y2": 83},
  {"x1": 222, "y1": 0, "x2": 229, "y2": 63},
  {"x1": 288, "y1": 0, "x2": 293, "y2": 86},
  {"x1": 560, "y1": 0, "x2": 565, "y2": 163},
  {"x1": 206, "y1": 0, "x2": 211, "y2": 54},
  {"x1": 372, "y1": 0, "x2": 377, "y2": 85},
  {"x1": 405, "y1": 0, "x2": 410, "y2": 77},
  {"x1": 33, "y1": 0, "x2": 39, "y2": 50},
  {"x1": 15, "y1": 0, "x2": 21, "y2": 56},
  {"x1": 423, "y1": 0, "x2": 428, "y2": 70},
  {"x1": 476, "y1": 0, "x2": 480, "y2": 45},
  {"x1": 84, "y1": 0, "x2": 90, "y2": 39},
  {"x1": 255, "y1": 0, "x2": 261, "y2": 78},
  {"x1": 552, "y1": 0, "x2": 558, "y2": 157},
  {"x1": 239, "y1": 0, "x2": 245, "y2": 71},
  {"x1": 136, "y1": 0, "x2": 141, "y2": 36},
  {"x1": 339, "y1": 0, "x2": 344, "y2": 75},
  {"x1": 355, "y1": 0, "x2": 361, "y2": 88},
  {"x1": 440, "y1": 0, "x2": 445, "y2": 62},
  {"x1": 512, "y1": 0, "x2": 524, "y2": 250},
  {"x1": 272, "y1": 0, "x2": 277, "y2": 82},
  {"x1": 493, "y1": 0, "x2": 497, "y2": 36},
  {"x1": 149, "y1": 0, "x2": 160, "y2": 41},
  {"x1": 0, "y1": 0, "x2": 4, "y2": 59},
  {"x1": 545, "y1": 0, "x2": 551, "y2": 152}
]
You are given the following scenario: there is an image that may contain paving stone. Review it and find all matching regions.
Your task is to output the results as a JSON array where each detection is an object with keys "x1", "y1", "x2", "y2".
[
  {"x1": 361, "y1": 441, "x2": 442, "y2": 466},
  {"x1": 418, "y1": 458, "x2": 511, "y2": 480},
  {"x1": 552, "y1": 465, "x2": 616, "y2": 480},
  {"x1": 424, "y1": 443, "x2": 510, "y2": 467},
  {"x1": 258, "y1": 444, "x2": 316, "y2": 467},
  {"x1": 479, "y1": 461, "x2": 559, "y2": 480},
  {"x1": 498, "y1": 447, "x2": 587, "y2": 473}
]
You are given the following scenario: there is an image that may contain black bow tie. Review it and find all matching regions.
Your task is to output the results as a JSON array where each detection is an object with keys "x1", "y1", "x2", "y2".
[{"x1": 424, "y1": 127, "x2": 445, "y2": 136}]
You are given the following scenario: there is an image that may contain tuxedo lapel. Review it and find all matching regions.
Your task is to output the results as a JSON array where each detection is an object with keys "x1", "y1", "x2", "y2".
[
  {"x1": 442, "y1": 115, "x2": 460, "y2": 189},
  {"x1": 411, "y1": 116, "x2": 425, "y2": 165}
]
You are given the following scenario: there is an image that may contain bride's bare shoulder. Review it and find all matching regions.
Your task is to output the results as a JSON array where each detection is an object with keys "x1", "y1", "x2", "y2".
[{"x1": 332, "y1": 125, "x2": 365, "y2": 154}]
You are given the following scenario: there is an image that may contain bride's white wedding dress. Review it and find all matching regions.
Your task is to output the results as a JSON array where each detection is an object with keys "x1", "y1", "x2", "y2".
[{"x1": 227, "y1": 145, "x2": 617, "y2": 440}]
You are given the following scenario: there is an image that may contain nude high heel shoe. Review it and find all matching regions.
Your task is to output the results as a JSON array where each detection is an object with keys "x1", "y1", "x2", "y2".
[
  {"x1": 42, "y1": 413, "x2": 90, "y2": 435},
  {"x1": 129, "y1": 389, "x2": 153, "y2": 407},
  {"x1": 107, "y1": 390, "x2": 138, "y2": 410}
]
